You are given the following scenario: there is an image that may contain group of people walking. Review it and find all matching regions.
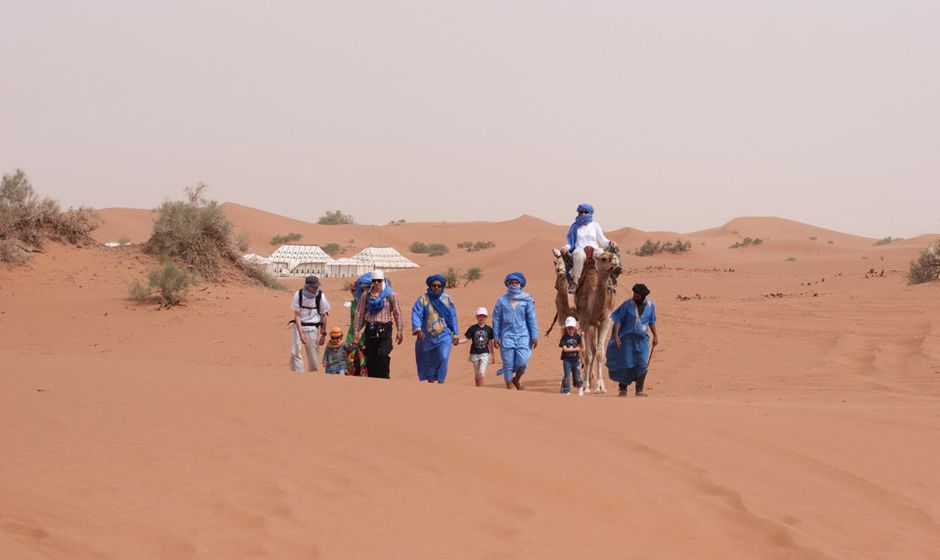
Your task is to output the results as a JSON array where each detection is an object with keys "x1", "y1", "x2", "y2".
[{"x1": 288, "y1": 203, "x2": 659, "y2": 398}]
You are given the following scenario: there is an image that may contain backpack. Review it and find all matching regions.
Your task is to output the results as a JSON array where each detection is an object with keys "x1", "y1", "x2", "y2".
[
  {"x1": 289, "y1": 289, "x2": 323, "y2": 328},
  {"x1": 297, "y1": 289, "x2": 323, "y2": 314}
]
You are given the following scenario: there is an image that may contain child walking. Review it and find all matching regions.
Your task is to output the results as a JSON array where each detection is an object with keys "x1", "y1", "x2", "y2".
[
  {"x1": 559, "y1": 316, "x2": 584, "y2": 396},
  {"x1": 323, "y1": 327, "x2": 353, "y2": 375},
  {"x1": 463, "y1": 307, "x2": 496, "y2": 386}
]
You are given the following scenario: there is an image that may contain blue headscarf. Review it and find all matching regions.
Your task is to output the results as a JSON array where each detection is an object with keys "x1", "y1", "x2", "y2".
[
  {"x1": 363, "y1": 272, "x2": 394, "y2": 314},
  {"x1": 566, "y1": 203, "x2": 594, "y2": 251},
  {"x1": 354, "y1": 272, "x2": 372, "y2": 300},
  {"x1": 504, "y1": 272, "x2": 533, "y2": 301},
  {"x1": 425, "y1": 274, "x2": 456, "y2": 331}
]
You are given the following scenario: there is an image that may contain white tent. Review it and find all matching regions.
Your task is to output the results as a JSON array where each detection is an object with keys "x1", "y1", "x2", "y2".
[
  {"x1": 269, "y1": 244, "x2": 332, "y2": 277},
  {"x1": 241, "y1": 253, "x2": 275, "y2": 275},
  {"x1": 351, "y1": 247, "x2": 419, "y2": 271},
  {"x1": 324, "y1": 258, "x2": 371, "y2": 278}
]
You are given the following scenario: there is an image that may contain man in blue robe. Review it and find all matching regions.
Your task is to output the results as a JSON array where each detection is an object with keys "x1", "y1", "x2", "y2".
[
  {"x1": 493, "y1": 272, "x2": 539, "y2": 390},
  {"x1": 411, "y1": 274, "x2": 459, "y2": 383},
  {"x1": 606, "y1": 283, "x2": 659, "y2": 397}
]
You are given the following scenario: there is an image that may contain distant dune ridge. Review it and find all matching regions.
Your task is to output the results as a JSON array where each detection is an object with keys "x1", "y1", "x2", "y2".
[{"x1": 2, "y1": 203, "x2": 940, "y2": 559}]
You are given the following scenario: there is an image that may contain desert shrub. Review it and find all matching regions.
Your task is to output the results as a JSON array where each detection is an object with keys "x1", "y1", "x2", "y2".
[
  {"x1": 55, "y1": 207, "x2": 100, "y2": 244},
  {"x1": 457, "y1": 240, "x2": 495, "y2": 252},
  {"x1": 387, "y1": 219, "x2": 406, "y2": 225},
  {"x1": 0, "y1": 169, "x2": 99, "y2": 264},
  {"x1": 129, "y1": 262, "x2": 194, "y2": 307},
  {"x1": 875, "y1": 236, "x2": 902, "y2": 246},
  {"x1": 809, "y1": 236, "x2": 817, "y2": 241},
  {"x1": 271, "y1": 232, "x2": 302, "y2": 245},
  {"x1": 462, "y1": 267, "x2": 483, "y2": 287},
  {"x1": 635, "y1": 238, "x2": 692, "y2": 256},
  {"x1": 0, "y1": 239, "x2": 28, "y2": 265},
  {"x1": 317, "y1": 210, "x2": 354, "y2": 225},
  {"x1": 444, "y1": 267, "x2": 460, "y2": 288},
  {"x1": 908, "y1": 239, "x2": 940, "y2": 285},
  {"x1": 145, "y1": 184, "x2": 241, "y2": 280},
  {"x1": 322, "y1": 242, "x2": 342, "y2": 257},
  {"x1": 410, "y1": 241, "x2": 429, "y2": 254},
  {"x1": 243, "y1": 263, "x2": 286, "y2": 290},
  {"x1": 729, "y1": 237, "x2": 763, "y2": 249},
  {"x1": 428, "y1": 243, "x2": 449, "y2": 257},
  {"x1": 236, "y1": 233, "x2": 250, "y2": 253},
  {"x1": 785, "y1": 256, "x2": 797, "y2": 262}
]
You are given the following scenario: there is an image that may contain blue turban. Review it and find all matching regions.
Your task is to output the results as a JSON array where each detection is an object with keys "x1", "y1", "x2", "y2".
[
  {"x1": 504, "y1": 272, "x2": 527, "y2": 288},
  {"x1": 567, "y1": 203, "x2": 595, "y2": 250},
  {"x1": 426, "y1": 274, "x2": 447, "y2": 288}
]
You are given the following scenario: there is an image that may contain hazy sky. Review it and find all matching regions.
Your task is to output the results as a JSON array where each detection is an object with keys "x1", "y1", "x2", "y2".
[{"x1": 2, "y1": 1, "x2": 938, "y2": 236}]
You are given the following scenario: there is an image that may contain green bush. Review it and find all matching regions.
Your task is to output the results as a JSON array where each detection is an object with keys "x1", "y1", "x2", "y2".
[
  {"x1": 875, "y1": 236, "x2": 902, "y2": 246},
  {"x1": 317, "y1": 210, "x2": 354, "y2": 225},
  {"x1": 271, "y1": 232, "x2": 303, "y2": 245},
  {"x1": 322, "y1": 242, "x2": 342, "y2": 257},
  {"x1": 243, "y1": 263, "x2": 286, "y2": 290},
  {"x1": 145, "y1": 183, "x2": 240, "y2": 280},
  {"x1": 457, "y1": 240, "x2": 495, "y2": 252},
  {"x1": 444, "y1": 267, "x2": 460, "y2": 289},
  {"x1": 635, "y1": 238, "x2": 692, "y2": 256},
  {"x1": 410, "y1": 241, "x2": 429, "y2": 254},
  {"x1": 428, "y1": 243, "x2": 449, "y2": 257},
  {"x1": 908, "y1": 239, "x2": 940, "y2": 285},
  {"x1": 729, "y1": 237, "x2": 763, "y2": 249},
  {"x1": 0, "y1": 169, "x2": 99, "y2": 264},
  {"x1": 129, "y1": 262, "x2": 194, "y2": 307},
  {"x1": 462, "y1": 266, "x2": 483, "y2": 287}
]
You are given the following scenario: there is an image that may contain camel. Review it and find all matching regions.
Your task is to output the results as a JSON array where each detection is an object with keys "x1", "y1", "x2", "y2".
[
  {"x1": 548, "y1": 247, "x2": 619, "y2": 394},
  {"x1": 546, "y1": 248, "x2": 580, "y2": 337},
  {"x1": 577, "y1": 250, "x2": 619, "y2": 393}
]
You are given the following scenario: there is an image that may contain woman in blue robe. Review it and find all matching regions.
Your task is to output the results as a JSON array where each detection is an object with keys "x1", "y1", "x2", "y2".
[
  {"x1": 493, "y1": 272, "x2": 539, "y2": 390},
  {"x1": 411, "y1": 274, "x2": 459, "y2": 383},
  {"x1": 606, "y1": 283, "x2": 659, "y2": 397}
]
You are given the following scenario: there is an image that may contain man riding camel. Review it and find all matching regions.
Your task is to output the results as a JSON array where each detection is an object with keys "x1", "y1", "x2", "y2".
[{"x1": 560, "y1": 203, "x2": 617, "y2": 293}]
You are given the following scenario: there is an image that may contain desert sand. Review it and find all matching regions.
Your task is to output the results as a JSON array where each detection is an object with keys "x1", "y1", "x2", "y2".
[{"x1": 2, "y1": 206, "x2": 939, "y2": 559}]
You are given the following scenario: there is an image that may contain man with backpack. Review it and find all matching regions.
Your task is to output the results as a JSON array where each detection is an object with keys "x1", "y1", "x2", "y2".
[{"x1": 290, "y1": 275, "x2": 331, "y2": 372}]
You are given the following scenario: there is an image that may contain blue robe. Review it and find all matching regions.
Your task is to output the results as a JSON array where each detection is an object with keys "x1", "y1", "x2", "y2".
[
  {"x1": 411, "y1": 293, "x2": 458, "y2": 382},
  {"x1": 606, "y1": 299, "x2": 656, "y2": 384},
  {"x1": 492, "y1": 293, "x2": 538, "y2": 382}
]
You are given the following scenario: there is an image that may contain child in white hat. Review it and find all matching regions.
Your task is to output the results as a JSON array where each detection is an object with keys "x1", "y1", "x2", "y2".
[
  {"x1": 463, "y1": 307, "x2": 496, "y2": 386},
  {"x1": 559, "y1": 316, "x2": 584, "y2": 396}
]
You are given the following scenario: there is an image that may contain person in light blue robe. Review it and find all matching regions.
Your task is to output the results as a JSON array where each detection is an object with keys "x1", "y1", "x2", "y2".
[
  {"x1": 493, "y1": 272, "x2": 539, "y2": 389},
  {"x1": 411, "y1": 274, "x2": 459, "y2": 383},
  {"x1": 606, "y1": 283, "x2": 658, "y2": 397}
]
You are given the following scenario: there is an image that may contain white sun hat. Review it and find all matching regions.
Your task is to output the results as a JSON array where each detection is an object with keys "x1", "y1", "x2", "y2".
[
  {"x1": 564, "y1": 316, "x2": 578, "y2": 328},
  {"x1": 476, "y1": 307, "x2": 488, "y2": 316},
  {"x1": 372, "y1": 269, "x2": 385, "y2": 280}
]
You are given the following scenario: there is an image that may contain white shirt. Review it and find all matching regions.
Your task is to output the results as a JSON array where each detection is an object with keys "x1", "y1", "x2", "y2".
[
  {"x1": 290, "y1": 290, "x2": 331, "y2": 331},
  {"x1": 571, "y1": 222, "x2": 611, "y2": 251}
]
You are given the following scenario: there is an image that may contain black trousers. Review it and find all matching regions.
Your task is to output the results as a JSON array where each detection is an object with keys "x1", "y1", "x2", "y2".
[
  {"x1": 619, "y1": 374, "x2": 646, "y2": 394},
  {"x1": 364, "y1": 321, "x2": 393, "y2": 378}
]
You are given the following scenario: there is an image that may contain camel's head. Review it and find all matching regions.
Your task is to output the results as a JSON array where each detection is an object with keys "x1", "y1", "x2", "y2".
[
  {"x1": 595, "y1": 251, "x2": 620, "y2": 274},
  {"x1": 553, "y1": 251, "x2": 567, "y2": 278}
]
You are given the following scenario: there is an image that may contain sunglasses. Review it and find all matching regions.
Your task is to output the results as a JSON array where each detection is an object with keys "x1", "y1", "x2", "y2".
[{"x1": 371, "y1": 279, "x2": 383, "y2": 283}]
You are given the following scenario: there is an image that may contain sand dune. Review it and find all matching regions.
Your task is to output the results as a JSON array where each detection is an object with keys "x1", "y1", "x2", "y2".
[{"x1": 3, "y1": 209, "x2": 940, "y2": 559}]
